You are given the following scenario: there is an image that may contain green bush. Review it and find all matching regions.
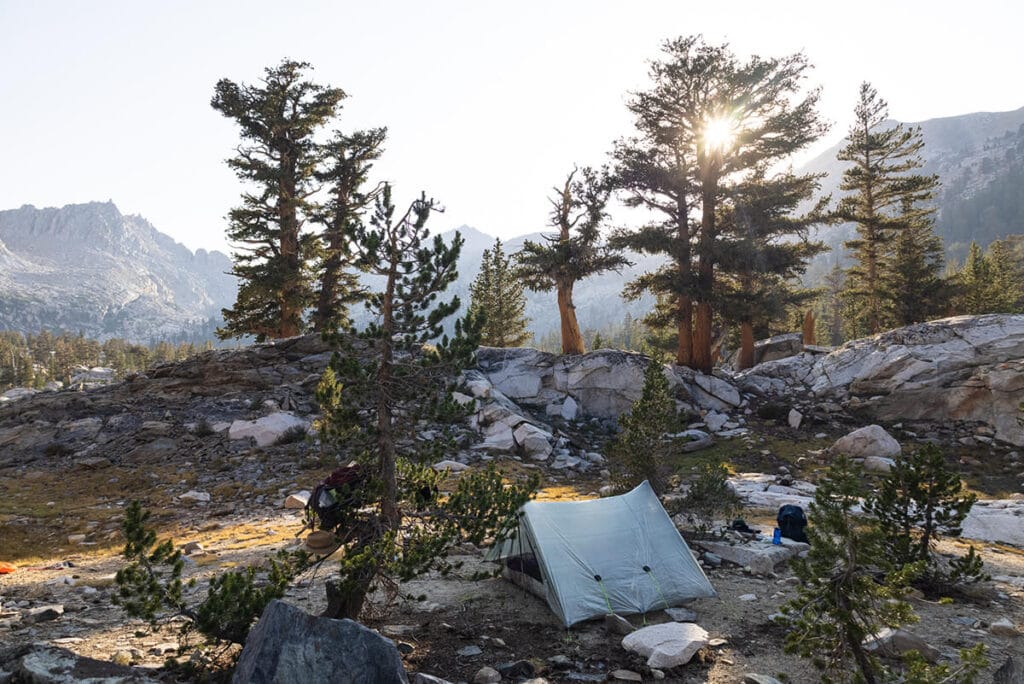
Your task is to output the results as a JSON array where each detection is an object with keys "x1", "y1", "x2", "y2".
[
  {"x1": 605, "y1": 360, "x2": 678, "y2": 494},
  {"x1": 114, "y1": 501, "x2": 307, "y2": 663}
]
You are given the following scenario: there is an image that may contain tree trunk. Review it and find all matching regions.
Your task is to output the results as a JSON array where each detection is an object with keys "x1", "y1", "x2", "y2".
[
  {"x1": 378, "y1": 235, "x2": 400, "y2": 529},
  {"x1": 738, "y1": 322, "x2": 755, "y2": 370},
  {"x1": 314, "y1": 204, "x2": 349, "y2": 332},
  {"x1": 693, "y1": 302, "x2": 713, "y2": 374},
  {"x1": 802, "y1": 310, "x2": 816, "y2": 346},
  {"x1": 557, "y1": 282, "x2": 586, "y2": 355},
  {"x1": 692, "y1": 160, "x2": 717, "y2": 374},
  {"x1": 676, "y1": 295, "x2": 692, "y2": 367},
  {"x1": 278, "y1": 164, "x2": 302, "y2": 339}
]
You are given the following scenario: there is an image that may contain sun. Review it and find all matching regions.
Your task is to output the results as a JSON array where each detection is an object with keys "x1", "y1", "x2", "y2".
[{"x1": 703, "y1": 116, "x2": 737, "y2": 152}]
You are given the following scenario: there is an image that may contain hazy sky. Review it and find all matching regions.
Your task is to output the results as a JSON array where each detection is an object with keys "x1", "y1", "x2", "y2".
[{"x1": 2, "y1": 1, "x2": 1022, "y2": 255}]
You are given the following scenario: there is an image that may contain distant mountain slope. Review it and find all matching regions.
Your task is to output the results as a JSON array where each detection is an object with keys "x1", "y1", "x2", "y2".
[
  {"x1": 800, "y1": 105, "x2": 1024, "y2": 272},
  {"x1": 0, "y1": 202, "x2": 234, "y2": 342}
]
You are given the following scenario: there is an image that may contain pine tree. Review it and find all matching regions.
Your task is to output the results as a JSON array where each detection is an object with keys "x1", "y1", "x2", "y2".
[
  {"x1": 516, "y1": 167, "x2": 628, "y2": 354},
  {"x1": 883, "y1": 198, "x2": 949, "y2": 325},
  {"x1": 717, "y1": 170, "x2": 826, "y2": 369},
  {"x1": 984, "y1": 239, "x2": 1024, "y2": 312},
  {"x1": 953, "y1": 241, "x2": 992, "y2": 314},
  {"x1": 816, "y1": 261, "x2": 847, "y2": 345},
  {"x1": 864, "y1": 444, "x2": 985, "y2": 589},
  {"x1": 470, "y1": 238, "x2": 532, "y2": 347},
  {"x1": 604, "y1": 360, "x2": 677, "y2": 494},
  {"x1": 783, "y1": 457, "x2": 919, "y2": 683},
  {"x1": 212, "y1": 60, "x2": 345, "y2": 341},
  {"x1": 311, "y1": 127, "x2": 387, "y2": 332},
  {"x1": 835, "y1": 83, "x2": 940, "y2": 337},
  {"x1": 612, "y1": 35, "x2": 826, "y2": 372},
  {"x1": 316, "y1": 185, "x2": 537, "y2": 619}
]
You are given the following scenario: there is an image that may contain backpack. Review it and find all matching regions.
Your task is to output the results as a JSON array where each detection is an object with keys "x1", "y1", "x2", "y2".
[
  {"x1": 305, "y1": 462, "x2": 366, "y2": 531},
  {"x1": 777, "y1": 504, "x2": 808, "y2": 543}
]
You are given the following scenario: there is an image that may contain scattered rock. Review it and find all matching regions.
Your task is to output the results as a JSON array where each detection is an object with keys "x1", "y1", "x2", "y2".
[
  {"x1": 495, "y1": 660, "x2": 535, "y2": 679},
  {"x1": 989, "y1": 618, "x2": 1020, "y2": 637},
  {"x1": 744, "y1": 675, "x2": 784, "y2": 684},
  {"x1": 23, "y1": 604, "x2": 64, "y2": 624},
  {"x1": 738, "y1": 594, "x2": 757, "y2": 602},
  {"x1": 664, "y1": 607, "x2": 698, "y2": 622},
  {"x1": 863, "y1": 456, "x2": 896, "y2": 474},
  {"x1": 833, "y1": 425, "x2": 901, "y2": 459},
  {"x1": 228, "y1": 412, "x2": 308, "y2": 447},
  {"x1": 862, "y1": 627, "x2": 939, "y2": 663},
  {"x1": 283, "y1": 491, "x2": 311, "y2": 509},
  {"x1": 457, "y1": 644, "x2": 483, "y2": 658},
  {"x1": 621, "y1": 622, "x2": 709, "y2": 668},
  {"x1": 179, "y1": 490, "x2": 211, "y2": 503},
  {"x1": 787, "y1": 409, "x2": 802, "y2": 429},
  {"x1": 472, "y1": 666, "x2": 501, "y2": 684},
  {"x1": 432, "y1": 460, "x2": 469, "y2": 473},
  {"x1": 611, "y1": 669, "x2": 643, "y2": 682},
  {"x1": 605, "y1": 613, "x2": 635, "y2": 635},
  {"x1": 0, "y1": 644, "x2": 158, "y2": 683}
]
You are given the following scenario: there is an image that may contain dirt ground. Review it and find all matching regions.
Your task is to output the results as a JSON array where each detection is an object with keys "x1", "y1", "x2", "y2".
[
  {"x1": 2, "y1": 413, "x2": 1024, "y2": 682},
  {"x1": 2, "y1": 498, "x2": 1023, "y2": 683}
]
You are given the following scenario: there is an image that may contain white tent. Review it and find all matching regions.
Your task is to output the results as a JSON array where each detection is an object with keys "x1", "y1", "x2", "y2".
[{"x1": 487, "y1": 481, "x2": 716, "y2": 627}]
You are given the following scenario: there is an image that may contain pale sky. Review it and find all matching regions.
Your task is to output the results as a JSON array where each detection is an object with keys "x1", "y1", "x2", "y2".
[{"x1": 2, "y1": 0, "x2": 1022, "y2": 255}]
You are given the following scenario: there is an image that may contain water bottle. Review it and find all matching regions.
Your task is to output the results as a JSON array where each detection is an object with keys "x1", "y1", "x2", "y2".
[{"x1": 772, "y1": 527, "x2": 782, "y2": 545}]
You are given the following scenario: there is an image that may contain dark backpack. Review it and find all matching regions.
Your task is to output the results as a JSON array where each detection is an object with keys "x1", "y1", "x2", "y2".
[
  {"x1": 777, "y1": 504, "x2": 808, "y2": 543},
  {"x1": 306, "y1": 463, "x2": 366, "y2": 531}
]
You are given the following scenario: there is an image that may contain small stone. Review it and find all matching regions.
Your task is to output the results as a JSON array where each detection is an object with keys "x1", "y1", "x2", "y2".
[
  {"x1": 457, "y1": 644, "x2": 483, "y2": 657},
  {"x1": 149, "y1": 642, "x2": 179, "y2": 655},
  {"x1": 744, "y1": 675, "x2": 784, "y2": 684},
  {"x1": 611, "y1": 670, "x2": 643, "y2": 682},
  {"x1": 283, "y1": 491, "x2": 310, "y2": 509},
  {"x1": 664, "y1": 607, "x2": 698, "y2": 622},
  {"x1": 67, "y1": 534, "x2": 87, "y2": 544},
  {"x1": 111, "y1": 650, "x2": 133, "y2": 666},
  {"x1": 703, "y1": 552, "x2": 722, "y2": 568},
  {"x1": 472, "y1": 666, "x2": 501, "y2": 684},
  {"x1": 738, "y1": 593, "x2": 757, "y2": 602},
  {"x1": 547, "y1": 654, "x2": 574, "y2": 668},
  {"x1": 180, "y1": 490, "x2": 211, "y2": 503},
  {"x1": 181, "y1": 541, "x2": 205, "y2": 555},
  {"x1": 788, "y1": 409, "x2": 803, "y2": 429},
  {"x1": 989, "y1": 618, "x2": 1020, "y2": 637},
  {"x1": 24, "y1": 604, "x2": 64, "y2": 623},
  {"x1": 496, "y1": 660, "x2": 535, "y2": 679},
  {"x1": 605, "y1": 612, "x2": 635, "y2": 635}
]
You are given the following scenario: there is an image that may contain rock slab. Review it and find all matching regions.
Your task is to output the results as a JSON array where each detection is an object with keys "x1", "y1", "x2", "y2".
[
  {"x1": 232, "y1": 600, "x2": 408, "y2": 683},
  {"x1": 0, "y1": 644, "x2": 158, "y2": 683}
]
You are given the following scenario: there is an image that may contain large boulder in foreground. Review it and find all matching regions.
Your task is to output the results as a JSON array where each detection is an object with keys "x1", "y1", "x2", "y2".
[{"x1": 232, "y1": 600, "x2": 407, "y2": 684}]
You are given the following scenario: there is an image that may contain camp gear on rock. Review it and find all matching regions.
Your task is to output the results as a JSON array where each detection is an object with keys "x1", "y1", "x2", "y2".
[
  {"x1": 305, "y1": 462, "x2": 365, "y2": 531},
  {"x1": 777, "y1": 504, "x2": 808, "y2": 543}
]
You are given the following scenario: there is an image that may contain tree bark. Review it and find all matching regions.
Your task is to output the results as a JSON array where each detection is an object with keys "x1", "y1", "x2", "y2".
[
  {"x1": 802, "y1": 310, "x2": 816, "y2": 346},
  {"x1": 378, "y1": 231, "x2": 400, "y2": 529},
  {"x1": 277, "y1": 155, "x2": 302, "y2": 339},
  {"x1": 675, "y1": 295, "x2": 692, "y2": 367},
  {"x1": 692, "y1": 156, "x2": 718, "y2": 374},
  {"x1": 557, "y1": 282, "x2": 586, "y2": 355},
  {"x1": 738, "y1": 322, "x2": 755, "y2": 370}
]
